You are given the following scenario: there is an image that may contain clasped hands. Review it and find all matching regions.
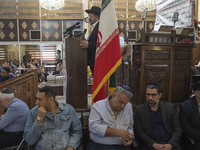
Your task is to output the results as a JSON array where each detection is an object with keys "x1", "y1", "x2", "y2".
[
  {"x1": 152, "y1": 143, "x2": 173, "y2": 150},
  {"x1": 116, "y1": 129, "x2": 135, "y2": 146}
]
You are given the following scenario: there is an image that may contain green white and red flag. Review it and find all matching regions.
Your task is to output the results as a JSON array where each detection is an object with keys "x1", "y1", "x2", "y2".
[{"x1": 92, "y1": 0, "x2": 122, "y2": 103}]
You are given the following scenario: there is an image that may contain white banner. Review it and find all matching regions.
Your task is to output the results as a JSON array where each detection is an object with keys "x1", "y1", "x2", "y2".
[{"x1": 154, "y1": 0, "x2": 193, "y2": 31}]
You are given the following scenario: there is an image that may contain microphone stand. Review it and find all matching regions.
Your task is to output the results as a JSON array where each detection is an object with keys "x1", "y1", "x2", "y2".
[{"x1": 142, "y1": 8, "x2": 148, "y2": 32}]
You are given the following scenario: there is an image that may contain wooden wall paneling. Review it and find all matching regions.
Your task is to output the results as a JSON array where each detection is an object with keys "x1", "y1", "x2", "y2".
[
  {"x1": 0, "y1": 69, "x2": 38, "y2": 109},
  {"x1": 172, "y1": 62, "x2": 191, "y2": 103},
  {"x1": 172, "y1": 48, "x2": 192, "y2": 103},
  {"x1": 143, "y1": 64, "x2": 170, "y2": 103},
  {"x1": 131, "y1": 40, "x2": 193, "y2": 105},
  {"x1": 118, "y1": 20, "x2": 126, "y2": 38},
  {"x1": 0, "y1": 0, "x2": 83, "y2": 20},
  {"x1": 42, "y1": 20, "x2": 62, "y2": 41},
  {"x1": 0, "y1": 0, "x2": 40, "y2": 19},
  {"x1": 19, "y1": 19, "x2": 40, "y2": 41},
  {"x1": 130, "y1": 44, "x2": 141, "y2": 104},
  {"x1": 195, "y1": 0, "x2": 199, "y2": 20},
  {"x1": 0, "y1": 19, "x2": 18, "y2": 41},
  {"x1": 138, "y1": 46, "x2": 172, "y2": 104},
  {"x1": 41, "y1": 1, "x2": 83, "y2": 20},
  {"x1": 0, "y1": 0, "x2": 157, "y2": 20},
  {"x1": 191, "y1": 42, "x2": 200, "y2": 66},
  {"x1": 0, "y1": 1, "x2": 19, "y2": 19}
]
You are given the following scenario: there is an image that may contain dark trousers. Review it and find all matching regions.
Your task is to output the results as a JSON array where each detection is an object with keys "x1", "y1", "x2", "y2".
[
  {"x1": 181, "y1": 136, "x2": 200, "y2": 150},
  {"x1": 0, "y1": 130, "x2": 23, "y2": 148},
  {"x1": 87, "y1": 140, "x2": 132, "y2": 150}
]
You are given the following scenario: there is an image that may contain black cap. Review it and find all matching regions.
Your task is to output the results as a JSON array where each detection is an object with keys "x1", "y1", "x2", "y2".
[
  {"x1": 191, "y1": 75, "x2": 200, "y2": 91},
  {"x1": 85, "y1": 6, "x2": 101, "y2": 16},
  {"x1": 119, "y1": 84, "x2": 132, "y2": 94},
  {"x1": 1, "y1": 88, "x2": 13, "y2": 94}
]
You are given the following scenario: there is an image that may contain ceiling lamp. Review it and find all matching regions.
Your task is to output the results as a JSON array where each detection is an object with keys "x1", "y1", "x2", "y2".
[
  {"x1": 39, "y1": 0, "x2": 65, "y2": 11},
  {"x1": 135, "y1": 0, "x2": 157, "y2": 12}
]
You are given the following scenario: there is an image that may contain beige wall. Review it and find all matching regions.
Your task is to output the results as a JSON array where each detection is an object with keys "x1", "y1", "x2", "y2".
[{"x1": 7, "y1": 45, "x2": 19, "y2": 61}]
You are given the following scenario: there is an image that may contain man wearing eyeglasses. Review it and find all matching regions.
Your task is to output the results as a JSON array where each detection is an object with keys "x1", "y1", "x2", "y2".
[
  {"x1": 134, "y1": 83, "x2": 181, "y2": 150},
  {"x1": 87, "y1": 85, "x2": 134, "y2": 150}
]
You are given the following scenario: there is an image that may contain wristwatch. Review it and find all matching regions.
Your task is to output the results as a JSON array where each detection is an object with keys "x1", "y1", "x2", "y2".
[{"x1": 36, "y1": 116, "x2": 42, "y2": 121}]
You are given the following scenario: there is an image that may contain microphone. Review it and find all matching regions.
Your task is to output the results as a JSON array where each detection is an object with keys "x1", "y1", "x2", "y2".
[
  {"x1": 63, "y1": 22, "x2": 80, "y2": 34},
  {"x1": 81, "y1": 29, "x2": 87, "y2": 40}
]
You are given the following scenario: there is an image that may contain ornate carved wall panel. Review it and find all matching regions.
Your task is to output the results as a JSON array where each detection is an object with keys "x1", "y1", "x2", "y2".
[
  {"x1": 0, "y1": 19, "x2": 18, "y2": 41},
  {"x1": 129, "y1": 44, "x2": 141, "y2": 104},
  {"x1": 144, "y1": 50, "x2": 170, "y2": 60},
  {"x1": 130, "y1": 43, "x2": 193, "y2": 105},
  {"x1": 175, "y1": 51, "x2": 192, "y2": 60},
  {"x1": 172, "y1": 63, "x2": 191, "y2": 103},
  {"x1": 0, "y1": 19, "x2": 83, "y2": 42},
  {"x1": 19, "y1": 19, "x2": 40, "y2": 41},
  {"x1": 143, "y1": 64, "x2": 170, "y2": 104},
  {"x1": 42, "y1": 20, "x2": 62, "y2": 41},
  {"x1": 191, "y1": 42, "x2": 200, "y2": 66},
  {"x1": 0, "y1": 19, "x2": 154, "y2": 43}
]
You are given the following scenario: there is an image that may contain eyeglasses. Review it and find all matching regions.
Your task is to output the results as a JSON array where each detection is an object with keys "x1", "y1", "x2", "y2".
[
  {"x1": 146, "y1": 93, "x2": 158, "y2": 97},
  {"x1": 114, "y1": 96, "x2": 128, "y2": 106}
]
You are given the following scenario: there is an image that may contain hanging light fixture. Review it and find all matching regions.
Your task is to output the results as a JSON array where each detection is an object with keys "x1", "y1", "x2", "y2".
[
  {"x1": 39, "y1": 0, "x2": 65, "y2": 11},
  {"x1": 135, "y1": 0, "x2": 157, "y2": 12}
]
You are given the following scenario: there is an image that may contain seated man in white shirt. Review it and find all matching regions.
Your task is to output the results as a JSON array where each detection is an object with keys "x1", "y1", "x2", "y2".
[{"x1": 87, "y1": 85, "x2": 134, "y2": 150}]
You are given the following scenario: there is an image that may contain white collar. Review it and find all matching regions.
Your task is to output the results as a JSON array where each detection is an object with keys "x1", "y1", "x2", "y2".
[{"x1": 92, "y1": 21, "x2": 99, "y2": 28}]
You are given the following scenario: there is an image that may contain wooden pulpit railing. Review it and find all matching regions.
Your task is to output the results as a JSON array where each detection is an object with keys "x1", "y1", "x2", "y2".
[{"x1": 0, "y1": 69, "x2": 38, "y2": 109}]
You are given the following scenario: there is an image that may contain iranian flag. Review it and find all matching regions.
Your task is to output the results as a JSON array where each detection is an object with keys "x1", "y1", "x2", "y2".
[{"x1": 92, "y1": 0, "x2": 122, "y2": 103}]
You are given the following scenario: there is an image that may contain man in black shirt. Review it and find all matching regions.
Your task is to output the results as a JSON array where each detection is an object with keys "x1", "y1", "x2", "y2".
[{"x1": 134, "y1": 84, "x2": 181, "y2": 150}]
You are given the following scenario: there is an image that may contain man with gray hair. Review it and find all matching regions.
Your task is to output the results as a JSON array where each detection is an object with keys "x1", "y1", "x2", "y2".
[
  {"x1": 87, "y1": 84, "x2": 134, "y2": 150},
  {"x1": 0, "y1": 88, "x2": 29, "y2": 148}
]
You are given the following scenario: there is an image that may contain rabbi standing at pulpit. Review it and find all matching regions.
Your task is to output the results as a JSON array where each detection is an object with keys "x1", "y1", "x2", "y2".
[{"x1": 80, "y1": 6, "x2": 101, "y2": 74}]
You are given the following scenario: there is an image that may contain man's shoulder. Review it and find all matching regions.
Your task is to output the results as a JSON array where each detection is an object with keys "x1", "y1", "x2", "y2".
[
  {"x1": 160, "y1": 100, "x2": 173, "y2": 106},
  {"x1": 135, "y1": 103, "x2": 148, "y2": 113},
  {"x1": 59, "y1": 102, "x2": 76, "y2": 112},
  {"x1": 160, "y1": 101, "x2": 175, "y2": 109},
  {"x1": 11, "y1": 98, "x2": 29, "y2": 108},
  {"x1": 30, "y1": 105, "x2": 39, "y2": 114},
  {"x1": 180, "y1": 97, "x2": 195, "y2": 107},
  {"x1": 92, "y1": 99, "x2": 107, "y2": 107},
  {"x1": 136, "y1": 103, "x2": 147, "y2": 109}
]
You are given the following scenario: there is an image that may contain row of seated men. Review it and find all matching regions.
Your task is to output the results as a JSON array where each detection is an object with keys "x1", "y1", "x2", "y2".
[
  {"x1": 0, "y1": 60, "x2": 63, "y2": 83},
  {"x1": 0, "y1": 76, "x2": 200, "y2": 150}
]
